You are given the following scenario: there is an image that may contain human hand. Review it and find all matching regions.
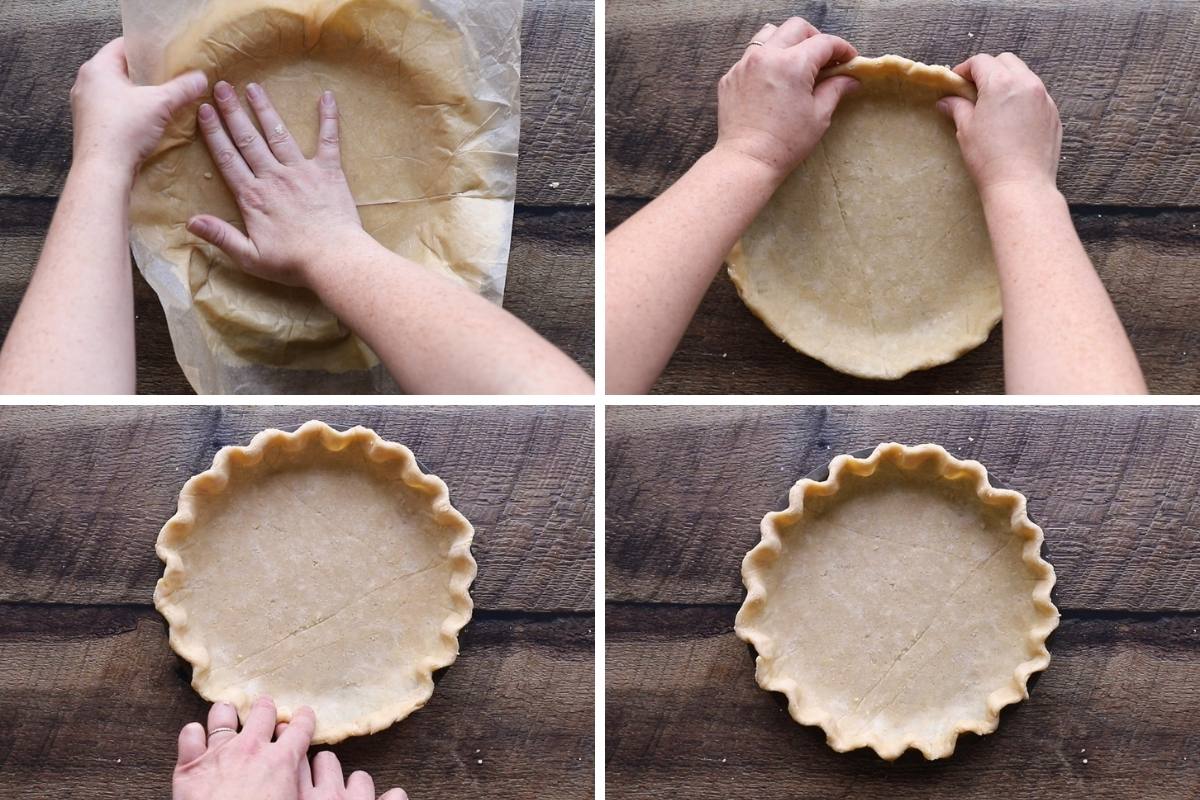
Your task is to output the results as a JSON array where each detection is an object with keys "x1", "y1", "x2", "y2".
[
  {"x1": 71, "y1": 38, "x2": 208, "y2": 175},
  {"x1": 936, "y1": 53, "x2": 1063, "y2": 196},
  {"x1": 187, "y1": 82, "x2": 366, "y2": 289},
  {"x1": 173, "y1": 697, "x2": 409, "y2": 800},
  {"x1": 714, "y1": 18, "x2": 860, "y2": 181}
]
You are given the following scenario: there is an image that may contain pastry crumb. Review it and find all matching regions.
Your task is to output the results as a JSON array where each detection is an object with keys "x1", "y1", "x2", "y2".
[
  {"x1": 549, "y1": 181, "x2": 561, "y2": 188},
  {"x1": 477, "y1": 759, "x2": 484, "y2": 765},
  {"x1": 204, "y1": 172, "x2": 213, "y2": 180}
]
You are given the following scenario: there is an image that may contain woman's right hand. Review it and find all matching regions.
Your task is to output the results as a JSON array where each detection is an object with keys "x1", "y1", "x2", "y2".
[
  {"x1": 173, "y1": 697, "x2": 408, "y2": 800},
  {"x1": 936, "y1": 53, "x2": 1063, "y2": 196},
  {"x1": 714, "y1": 17, "x2": 860, "y2": 182},
  {"x1": 188, "y1": 81, "x2": 368, "y2": 289}
]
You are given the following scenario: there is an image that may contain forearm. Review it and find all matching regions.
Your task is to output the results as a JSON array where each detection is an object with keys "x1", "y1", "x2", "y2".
[
  {"x1": 605, "y1": 146, "x2": 782, "y2": 393},
  {"x1": 983, "y1": 183, "x2": 1147, "y2": 394},
  {"x1": 0, "y1": 159, "x2": 137, "y2": 394},
  {"x1": 310, "y1": 235, "x2": 594, "y2": 395}
]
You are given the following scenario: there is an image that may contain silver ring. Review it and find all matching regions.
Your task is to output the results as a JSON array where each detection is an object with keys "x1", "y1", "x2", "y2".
[
  {"x1": 748, "y1": 40, "x2": 766, "y2": 47},
  {"x1": 209, "y1": 727, "x2": 238, "y2": 736}
]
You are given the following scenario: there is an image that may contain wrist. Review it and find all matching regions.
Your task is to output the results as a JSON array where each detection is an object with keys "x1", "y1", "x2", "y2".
[
  {"x1": 69, "y1": 150, "x2": 137, "y2": 193},
  {"x1": 984, "y1": 175, "x2": 1060, "y2": 203},
  {"x1": 303, "y1": 227, "x2": 382, "y2": 296},
  {"x1": 705, "y1": 143, "x2": 790, "y2": 191},
  {"x1": 978, "y1": 177, "x2": 1062, "y2": 208}
]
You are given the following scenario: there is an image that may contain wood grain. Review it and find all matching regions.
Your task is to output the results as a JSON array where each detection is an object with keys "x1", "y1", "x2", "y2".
[
  {"x1": 605, "y1": 406, "x2": 1200, "y2": 611},
  {"x1": 0, "y1": 406, "x2": 595, "y2": 613},
  {"x1": 0, "y1": 199, "x2": 595, "y2": 395},
  {"x1": 0, "y1": 605, "x2": 594, "y2": 800},
  {"x1": 0, "y1": 0, "x2": 595, "y2": 207},
  {"x1": 606, "y1": 604, "x2": 1200, "y2": 800},
  {"x1": 605, "y1": 0, "x2": 1200, "y2": 206},
  {"x1": 607, "y1": 200, "x2": 1200, "y2": 395}
]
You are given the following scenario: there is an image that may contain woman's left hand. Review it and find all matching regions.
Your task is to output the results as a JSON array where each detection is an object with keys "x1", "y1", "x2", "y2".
[{"x1": 70, "y1": 38, "x2": 209, "y2": 174}]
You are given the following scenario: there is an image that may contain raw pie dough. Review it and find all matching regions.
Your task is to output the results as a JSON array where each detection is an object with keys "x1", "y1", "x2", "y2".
[
  {"x1": 727, "y1": 56, "x2": 1001, "y2": 380},
  {"x1": 155, "y1": 421, "x2": 476, "y2": 743},
  {"x1": 131, "y1": 0, "x2": 510, "y2": 371},
  {"x1": 735, "y1": 443, "x2": 1058, "y2": 760}
]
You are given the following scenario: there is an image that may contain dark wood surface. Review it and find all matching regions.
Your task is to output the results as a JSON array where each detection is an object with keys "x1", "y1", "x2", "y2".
[
  {"x1": 605, "y1": 0, "x2": 1200, "y2": 394},
  {"x1": 606, "y1": 406, "x2": 1200, "y2": 799},
  {"x1": 0, "y1": 0, "x2": 595, "y2": 393},
  {"x1": 0, "y1": 407, "x2": 595, "y2": 799}
]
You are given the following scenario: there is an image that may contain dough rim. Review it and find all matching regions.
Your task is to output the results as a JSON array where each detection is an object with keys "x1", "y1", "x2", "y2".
[
  {"x1": 154, "y1": 420, "x2": 477, "y2": 743},
  {"x1": 734, "y1": 442, "x2": 1059, "y2": 761},
  {"x1": 727, "y1": 55, "x2": 994, "y2": 381},
  {"x1": 818, "y1": 54, "x2": 978, "y2": 102}
]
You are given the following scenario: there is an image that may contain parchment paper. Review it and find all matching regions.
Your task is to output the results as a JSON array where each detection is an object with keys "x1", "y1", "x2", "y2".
[{"x1": 120, "y1": 0, "x2": 522, "y2": 394}]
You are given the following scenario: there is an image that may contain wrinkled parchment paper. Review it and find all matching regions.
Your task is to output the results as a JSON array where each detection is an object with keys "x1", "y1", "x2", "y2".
[{"x1": 120, "y1": 0, "x2": 522, "y2": 394}]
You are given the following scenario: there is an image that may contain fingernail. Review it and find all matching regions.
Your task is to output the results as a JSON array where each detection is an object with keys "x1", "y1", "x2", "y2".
[
  {"x1": 246, "y1": 82, "x2": 261, "y2": 100},
  {"x1": 188, "y1": 72, "x2": 208, "y2": 93},
  {"x1": 198, "y1": 104, "x2": 215, "y2": 121},
  {"x1": 322, "y1": 91, "x2": 335, "y2": 106},
  {"x1": 214, "y1": 81, "x2": 234, "y2": 100}
]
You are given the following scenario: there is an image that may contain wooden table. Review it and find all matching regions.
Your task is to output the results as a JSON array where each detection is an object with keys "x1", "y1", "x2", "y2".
[
  {"x1": 606, "y1": 1, "x2": 1200, "y2": 394},
  {"x1": 606, "y1": 406, "x2": 1200, "y2": 798},
  {"x1": 0, "y1": 407, "x2": 595, "y2": 799},
  {"x1": 0, "y1": 0, "x2": 595, "y2": 394}
]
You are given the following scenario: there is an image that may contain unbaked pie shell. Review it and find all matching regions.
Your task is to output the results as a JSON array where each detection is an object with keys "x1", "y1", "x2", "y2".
[
  {"x1": 155, "y1": 420, "x2": 476, "y2": 743},
  {"x1": 131, "y1": 0, "x2": 505, "y2": 371},
  {"x1": 727, "y1": 55, "x2": 1001, "y2": 380},
  {"x1": 735, "y1": 442, "x2": 1058, "y2": 760}
]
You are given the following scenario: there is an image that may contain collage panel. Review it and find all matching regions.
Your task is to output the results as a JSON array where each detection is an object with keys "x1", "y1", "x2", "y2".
[
  {"x1": 0, "y1": 406, "x2": 594, "y2": 798},
  {"x1": 0, "y1": 0, "x2": 594, "y2": 396},
  {"x1": 604, "y1": 2, "x2": 1198, "y2": 395},
  {"x1": 606, "y1": 405, "x2": 1199, "y2": 797},
  {"x1": 2, "y1": 0, "x2": 1200, "y2": 797}
]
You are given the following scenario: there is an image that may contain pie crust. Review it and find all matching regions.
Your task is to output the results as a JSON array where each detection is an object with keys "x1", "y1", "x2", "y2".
[
  {"x1": 131, "y1": 0, "x2": 508, "y2": 371},
  {"x1": 735, "y1": 443, "x2": 1058, "y2": 760},
  {"x1": 727, "y1": 55, "x2": 1001, "y2": 380},
  {"x1": 155, "y1": 421, "x2": 476, "y2": 744}
]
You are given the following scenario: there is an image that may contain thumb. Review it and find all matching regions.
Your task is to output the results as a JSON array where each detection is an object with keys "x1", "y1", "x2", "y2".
[
  {"x1": 935, "y1": 95, "x2": 974, "y2": 130},
  {"x1": 188, "y1": 215, "x2": 258, "y2": 268},
  {"x1": 158, "y1": 70, "x2": 209, "y2": 115},
  {"x1": 812, "y1": 75, "x2": 860, "y2": 119}
]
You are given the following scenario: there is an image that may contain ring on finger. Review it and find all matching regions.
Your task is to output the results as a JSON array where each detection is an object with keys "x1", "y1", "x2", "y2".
[
  {"x1": 747, "y1": 40, "x2": 766, "y2": 47},
  {"x1": 209, "y1": 727, "x2": 238, "y2": 736}
]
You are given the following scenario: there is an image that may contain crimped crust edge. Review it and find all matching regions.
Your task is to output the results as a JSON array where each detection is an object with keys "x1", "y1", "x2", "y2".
[
  {"x1": 154, "y1": 420, "x2": 477, "y2": 744},
  {"x1": 734, "y1": 442, "x2": 1059, "y2": 760}
]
